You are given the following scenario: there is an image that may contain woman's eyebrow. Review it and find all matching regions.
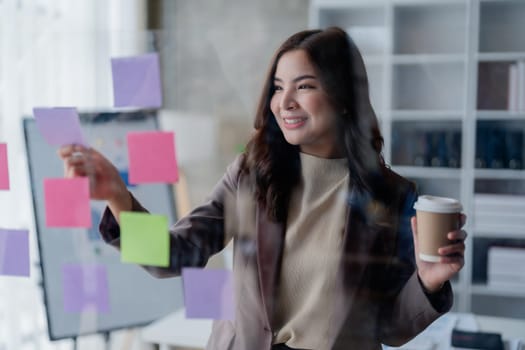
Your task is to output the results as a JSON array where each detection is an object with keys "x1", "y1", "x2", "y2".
[{"x1": 273, "y1": 74, "x2": 317, "y2": 83}]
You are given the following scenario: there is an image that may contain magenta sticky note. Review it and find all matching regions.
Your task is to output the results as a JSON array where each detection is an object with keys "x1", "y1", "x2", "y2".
[
  {"x1": 33, "y1": 107, "x2": 88, "y2": 147},
  {"x1": 44, "y1": 177, "x2": 92, "y2": 227},
  {"x1": 0, "y1": 143, "x2": 9, "y2": 190},
  {"x1": 111, "y1": 52, "x2": 162, "y2": 108},
  {"x1": 182, "y1": 268, "x2": 235, "y2": 320},
  {"x1": 0, "y1": 229, "x2": 30, "y2": 277},
  {"x1": 127, "y1": 131, "x2": 178, "y2": 184},
  {"x1": 62, "y1": 263, "x2": 110, "y2": 313}
]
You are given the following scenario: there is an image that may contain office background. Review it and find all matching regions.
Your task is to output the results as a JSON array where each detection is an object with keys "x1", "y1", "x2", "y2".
[{"x1": 1, "y1": 0, "x2": 524, "y2": 349}]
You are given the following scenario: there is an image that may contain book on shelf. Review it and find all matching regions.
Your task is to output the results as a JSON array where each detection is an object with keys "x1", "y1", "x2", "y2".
[
  {"x1": 508, "y1": 63, "x2": 518, "y2": 111},
  {"x1": 487, "y1": 246, "x2": 525, "y2": 289},
  {"x1": 487, "y1": 280, "x2": 525, "y2": 291},
  {"x1": 507, "y1": 60, "x2": 525, "y2": 112},
  {"x1": 473, "y1": 194, "x2": 525, "y2": 233},
  {"x1": 488, "y1": 246, "x2": 525, "y2": 261},
  {"x1": 521, "y1": 61, "x2": 525, "y2": 111},
  {"x1": 474, "y1": 194, "x2": 525, "y2": 212},
  {"x1": 475, "y1": 213, "x2": 525, "y2": 228}
]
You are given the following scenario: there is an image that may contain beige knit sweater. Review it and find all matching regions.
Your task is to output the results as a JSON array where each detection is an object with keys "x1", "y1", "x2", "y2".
[{"x1": 273, "y1": 152, "x2": 349, "y2": 349}]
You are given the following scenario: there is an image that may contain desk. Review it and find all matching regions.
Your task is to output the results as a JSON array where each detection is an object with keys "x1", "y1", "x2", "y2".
[{"x1": 141, "y1": 311, "x2": 525, "y2": 350}]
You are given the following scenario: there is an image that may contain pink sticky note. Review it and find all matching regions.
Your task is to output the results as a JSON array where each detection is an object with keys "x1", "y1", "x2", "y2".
[
  {"x1": 182, "y1": 268, "x2": 235, "y2": 320},
  {"x1": 0, "y1": 143, "x2": 9, "y2": 190},
  {"x1": 127, "y1": 131, "x2": 178, "y2": 184},
  {"x1": 44, "y1": 178, "x2": 92, "y2": 227}
]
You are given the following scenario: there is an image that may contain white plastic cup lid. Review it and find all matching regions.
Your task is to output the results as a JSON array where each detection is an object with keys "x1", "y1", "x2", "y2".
[{"x1": 413, "y1": 195, "x2": 462, "y2": 213}]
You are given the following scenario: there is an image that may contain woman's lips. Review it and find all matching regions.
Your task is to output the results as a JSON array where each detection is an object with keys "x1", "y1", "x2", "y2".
[{"x1": 282, "y1": 116, "x2": 307, "y2": 129}]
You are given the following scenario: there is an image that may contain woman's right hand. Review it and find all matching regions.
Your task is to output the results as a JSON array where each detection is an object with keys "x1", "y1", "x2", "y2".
[{"x1": 57, "y1": 145, "x2": 130, "y2": 210}]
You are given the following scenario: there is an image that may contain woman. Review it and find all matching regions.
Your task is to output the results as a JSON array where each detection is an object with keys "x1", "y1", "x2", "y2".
[{"x1": 59, "y1": 27, "x2": 466, "y2": 349}]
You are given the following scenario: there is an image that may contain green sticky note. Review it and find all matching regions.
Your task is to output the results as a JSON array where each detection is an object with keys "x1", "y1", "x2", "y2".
[{"x1": 120, "y1": 212, "x2": 169, "y2": 267}]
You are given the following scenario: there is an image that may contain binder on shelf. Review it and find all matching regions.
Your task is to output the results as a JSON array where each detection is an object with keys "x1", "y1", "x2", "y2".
[
  {"x1": 508, "y1": 63, "x2": 518, "y2": 111},
  {"x1": 517, "y1": 61, "x2": 525, "y2": 111},
  {"x1": 506, "y1": 60, "x2": 525, "y2": 112}
]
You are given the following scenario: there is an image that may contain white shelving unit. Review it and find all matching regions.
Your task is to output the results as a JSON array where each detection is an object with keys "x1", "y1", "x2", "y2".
[{"x1": 310, "y1": 0, "x2": 525, "y2": 319}]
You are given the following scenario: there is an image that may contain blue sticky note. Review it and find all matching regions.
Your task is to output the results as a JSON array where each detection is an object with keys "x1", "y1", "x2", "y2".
[
  {"x1": 182, "y1": 268, "x2": 234, "y2": 320},
  {"x1": 111, "y1": 52, "x2": 162, "y2": 108},
  {"x1": 33, "y1": 107, "x2": 88, "y2": 147},
  {"x1": 0, "y1": 229, "x2": 30, "y2": 277}
]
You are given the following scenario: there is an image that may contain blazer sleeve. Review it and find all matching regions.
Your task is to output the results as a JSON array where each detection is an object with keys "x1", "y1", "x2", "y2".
[
  {"x1": 379, "y1": 187, "x2": 453, "y2": 346},
  {"x1": 98, "y1": 155, "x2": 243, "y2": 278}
]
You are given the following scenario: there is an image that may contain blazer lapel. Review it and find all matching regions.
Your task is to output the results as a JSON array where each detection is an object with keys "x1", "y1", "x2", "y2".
[
  {"x1": 342, "y1": 188, "x2": 380, "y2": 279},
  {"x1": 255, "y1": 204, "x2": 286, "y2": 329}
]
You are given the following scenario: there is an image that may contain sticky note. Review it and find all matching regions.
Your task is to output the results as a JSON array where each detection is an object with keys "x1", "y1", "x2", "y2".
[
  {"x1": 182, "y1": 268, "x2": 234, "y2": 320},
  {"x1": 127, "y1": 131, "x2": 178, "y2": 184},
  {"x1": 120, "y1": 212, "x2": 169, "y2": 267},
  {"x1": 44, "y1": 178, "x2": 91, "y2": 227},
  {"x1": 111, "y1": 52, "x2": 162, "y2": 108},
  {"x1": 0, "y1": 143, "x2": 9, "y2": 190},
  {"x1": 0, "y1": 229, "x2": 30, "y2": 277},
  {"x1": 32, "y1": 107, "x2": 88, "y2": 147},
  {"x1": 62, "y1": 263, "x2": 110, "y2": 313}
]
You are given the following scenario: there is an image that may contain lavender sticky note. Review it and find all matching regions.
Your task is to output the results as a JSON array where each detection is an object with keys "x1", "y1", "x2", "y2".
[
  {"x1": 127, "y1": 131, "x2": 178, "y2": 184},
  {"x1": 33, "y1": 107, "x2": 87, "y2": 147},
  {"x1": 62, "y1": 263, "x2": 110, "y2": 313},
  {"x1": 182, "y1": 268, "x2": 234, "y2": 320},
  {"x1": 0, "y1": 143, "x2": 9, "y2": 190},
  {"x1": 44, "y1": 177, "x2": 92, "y2": 228},
  {"x1": 0, "y1": 229, "x2": 30, "y2": 277},
  {"x1": 111, "y1": 52, "x2": 162, "y2": 108}
]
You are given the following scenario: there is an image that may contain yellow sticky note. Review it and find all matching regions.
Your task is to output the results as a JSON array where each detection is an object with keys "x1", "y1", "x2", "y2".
[{"x1": 120, "y1": 212, "x2": 169, "y2": 267}]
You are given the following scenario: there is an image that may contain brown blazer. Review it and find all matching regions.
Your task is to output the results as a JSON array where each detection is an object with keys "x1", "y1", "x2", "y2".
[{"x1": 99, "y1": 156, "x2": 453, "y2": 350}]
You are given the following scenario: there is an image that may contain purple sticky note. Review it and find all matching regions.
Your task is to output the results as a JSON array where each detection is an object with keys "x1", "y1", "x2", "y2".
[
  {"x1": 0, "y1": 229, "x2": 30, "y2": 277},
  {"x1": 44, "y1": 177, "x2": 92, "y2": 228},
  {"x1": 127, "y1": 131, "x2": 179, "y2": 184},
  {"x1": 33, "y1": 107, "x2": 87, "y2": 147},
  {"x1": 182, "y1": 268, "x2": 234, "y2": 320},
  {"x1": 0, "y1": 143, "x2": 9, "y2": 190},
  {"x1": 111, "y1": 52, "x2": 162, "y2": 108},
  {"x1": 62, "y1": 263, "x2": 110, "y2": 313}
]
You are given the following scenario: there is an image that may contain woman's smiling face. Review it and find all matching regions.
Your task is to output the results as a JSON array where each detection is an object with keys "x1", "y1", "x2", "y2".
[{"x1": 270, "y1": 49, "x2": 341, "y2": 158}]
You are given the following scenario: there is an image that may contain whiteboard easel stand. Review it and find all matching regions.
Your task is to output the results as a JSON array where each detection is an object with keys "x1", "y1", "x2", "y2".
[{"x1": 70, "y1": 331, "x2": 110, "y2": 350}]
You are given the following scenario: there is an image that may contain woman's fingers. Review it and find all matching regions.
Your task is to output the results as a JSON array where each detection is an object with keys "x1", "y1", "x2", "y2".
[
  {"x1": 440, "y1": 255, "x2": 464, "y2": 265},
  {"x1": 438, "y1": 241, "x2": 465, "y2": 256},
  {"x1": 57, "y1": 144, "x2": 89, "y2": 159},
  {"x1": 62, "y1": 146, "x2": 95, "y2": 178},
  {"x1": 448, "y1": 229, "x2": 467, "y2": 241}
]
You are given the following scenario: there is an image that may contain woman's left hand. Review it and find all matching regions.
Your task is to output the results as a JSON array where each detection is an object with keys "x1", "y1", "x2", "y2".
[{"x1": 411, "y1": 214, "x2": 467, "y2": 293}]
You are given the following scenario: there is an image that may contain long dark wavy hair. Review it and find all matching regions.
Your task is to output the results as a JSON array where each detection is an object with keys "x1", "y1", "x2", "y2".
[{"x1": 240, "y1": 27, "x2": 385, "y2": 222}]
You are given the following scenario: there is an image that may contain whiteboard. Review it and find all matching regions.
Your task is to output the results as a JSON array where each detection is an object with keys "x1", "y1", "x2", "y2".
[{"x1": 23, "y1": 111, "x2": 183, "y2": 340}]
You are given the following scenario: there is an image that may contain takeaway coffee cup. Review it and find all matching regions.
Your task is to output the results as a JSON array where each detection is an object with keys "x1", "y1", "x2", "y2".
[{"x1": 413, "y1": 195, "x2": 462, "y2": 262}]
